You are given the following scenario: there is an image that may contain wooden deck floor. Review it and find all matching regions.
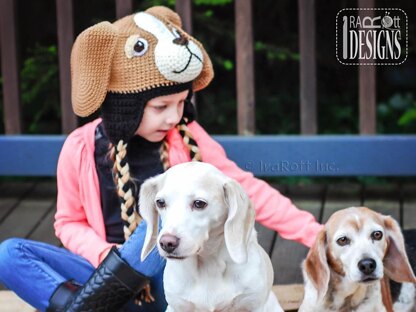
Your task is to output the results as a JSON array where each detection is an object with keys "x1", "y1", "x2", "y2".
[{"x1": 0, "y1": 180, "x2": 415, "y2": 311}]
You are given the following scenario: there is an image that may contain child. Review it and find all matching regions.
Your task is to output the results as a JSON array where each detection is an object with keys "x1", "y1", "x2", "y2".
[{"x1": 0, "y1": 6, "x2": 322, "y2": 312}]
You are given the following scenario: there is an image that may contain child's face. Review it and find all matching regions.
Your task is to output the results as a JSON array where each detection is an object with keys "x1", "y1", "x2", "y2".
[{"x1": 136, "y1": 90, "x2": 189, "y2": 142}]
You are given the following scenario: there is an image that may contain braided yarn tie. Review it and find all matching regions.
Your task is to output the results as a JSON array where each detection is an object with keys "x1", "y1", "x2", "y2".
[
  {"x1": 159, "y1": 141, "x2": 170, "y2": 171},
  {"x1": 115, "y1": 140, "x2": 141, "y2": 241},
  {"x1": 177, "y1": 122, "x2": 202, "y2": 162}
]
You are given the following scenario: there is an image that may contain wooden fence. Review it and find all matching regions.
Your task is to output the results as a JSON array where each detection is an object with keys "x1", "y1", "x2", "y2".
[{"x1": 0, "y1": 0, "x2": 378, "y2": 136}]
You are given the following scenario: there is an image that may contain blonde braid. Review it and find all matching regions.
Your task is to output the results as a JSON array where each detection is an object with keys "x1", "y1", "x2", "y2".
[
  {"x1": 110, "y1": 142, "x2": 154, "y2": 304},
  {"x1": 159, "y1": 141, "x2": 170, "y2": 171},
  {"x1": 177, "y1": 119, "x2": 202, "y2": 162},
  {"x1": 112, "y1": 140, "x2": 141, "y2": 241}
]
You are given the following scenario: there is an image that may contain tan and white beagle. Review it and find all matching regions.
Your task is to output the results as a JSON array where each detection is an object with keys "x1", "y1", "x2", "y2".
[{"x1": 299, "y1": 207, "x2": 416, "y2": 312}]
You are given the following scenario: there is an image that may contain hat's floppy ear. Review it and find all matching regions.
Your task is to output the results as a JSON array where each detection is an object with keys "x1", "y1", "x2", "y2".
[
  {"x1": 193, "y1": 47, "x2": 214, "y2": 92},
  {"x1": 71, "y1": 21, "x2": 118, "y2": 117},
  {"x1": 145, "y1": 6, "x2": 182, "y2": 28},
  {"x1": 223, "y1": 179, "x2": 255, "y2": 264}
]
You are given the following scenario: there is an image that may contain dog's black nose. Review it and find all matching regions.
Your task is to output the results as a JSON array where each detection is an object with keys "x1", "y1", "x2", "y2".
[
  {"x1": 160, "y1": 234, "x2": 179, "y2": 253},
  {"x1": 358, "y1": 258, "x2": 377, "y2": 275}
]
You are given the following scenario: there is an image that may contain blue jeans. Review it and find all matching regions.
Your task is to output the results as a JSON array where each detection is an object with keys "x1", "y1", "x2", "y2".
[{"x1": 0, "y1": 222, "x2": 166, "y2": 312}]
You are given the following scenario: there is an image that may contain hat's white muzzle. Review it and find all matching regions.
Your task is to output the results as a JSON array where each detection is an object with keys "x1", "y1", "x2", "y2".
[{"x1": 155, "y1": 40, "x2": 203, "y2": 83}]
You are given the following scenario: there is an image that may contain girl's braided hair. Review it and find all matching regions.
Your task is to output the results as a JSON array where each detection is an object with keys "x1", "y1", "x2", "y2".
[{"x1": 110, "y1": 117, "x2": 201, "y2": 241}]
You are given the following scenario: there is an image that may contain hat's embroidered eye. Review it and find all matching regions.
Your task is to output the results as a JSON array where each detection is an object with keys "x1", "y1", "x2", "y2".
[
  {"x1": 134, "y1": 40, "x2": 147, "y2": 54},
  {"x1": 172, "y1": 28, "x2": 181, "y2": 39},
  {"x1": 125, "y1": 35, "x2": 148, "y2": 58}
]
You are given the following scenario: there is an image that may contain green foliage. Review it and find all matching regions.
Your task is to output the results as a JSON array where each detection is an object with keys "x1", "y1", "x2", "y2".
[
  {"x1": 255, "y1": 41, "x2": 299, "y2": 62},
  {"x1": 20, "y1": 45, "x2": 60, "y2": 134},
  {"x1": 399, "y1": 107, "x2": 416, "y2": 126},
  {"x1": 0, "y1": 0, "x2": 414, "y2": 136},
  {"x1": 378, "y1": 93, "x2": 416, "y2": 133}
]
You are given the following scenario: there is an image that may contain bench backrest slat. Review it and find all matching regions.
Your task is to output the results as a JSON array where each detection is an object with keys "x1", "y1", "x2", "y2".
[{"x1": 1, "y1": 135, "x2": 415, "y2": 177}]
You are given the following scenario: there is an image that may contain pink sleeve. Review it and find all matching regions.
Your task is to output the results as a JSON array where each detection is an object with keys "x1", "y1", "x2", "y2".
[
  {"x1": 189, "y1": 122, "x2": 323, "y2": 247},
  {"x1": 55, "y1": 130, "x2": 114, "y2": 267}
]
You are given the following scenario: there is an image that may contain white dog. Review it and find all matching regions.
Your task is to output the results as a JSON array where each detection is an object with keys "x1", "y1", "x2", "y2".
[
  {"x1": 299, "y1": 207, "x2": 416, "y2": 312},
  {"x1": 139, "y1": 162, "x2": 283, "y2": 312}
]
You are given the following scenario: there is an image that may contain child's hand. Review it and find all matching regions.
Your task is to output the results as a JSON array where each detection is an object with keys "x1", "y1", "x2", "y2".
[{"x1": 118, "y1": 221, "x2": 166, "y2": 277}]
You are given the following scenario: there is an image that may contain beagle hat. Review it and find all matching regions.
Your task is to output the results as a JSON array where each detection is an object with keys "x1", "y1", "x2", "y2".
[{"x1": 71, "y1": 6, "x2": 214, "y2": 118}]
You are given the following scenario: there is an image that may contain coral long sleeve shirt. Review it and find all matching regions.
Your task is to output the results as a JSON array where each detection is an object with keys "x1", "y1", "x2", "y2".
[{"x1": 55, "y1": 118, "x2": 323, "y2": 267}]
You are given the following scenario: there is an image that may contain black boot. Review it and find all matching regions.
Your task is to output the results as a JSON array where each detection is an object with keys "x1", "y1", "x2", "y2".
[
  {"x1": 47, "y1": 280, "x2": 81, "y2": 311},
  {"x1": 50, "y1": 246, "x2": 149, "y2": 312}
]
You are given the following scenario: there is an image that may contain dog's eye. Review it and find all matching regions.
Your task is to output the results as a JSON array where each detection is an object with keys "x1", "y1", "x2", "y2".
[
  {"x1": 336, "y1": 236, "x2": 350, "y2": 246},
  {"x1": 371, "y1": 231, "x2": 383, "y2": 241},
  {"x1": 155, "y1": 199, "x2": 166, "y2": 209},
  {"x1": 125, "y1": 36, "x2": 149, "y2": 58},
  {"x1": 192, "y1": 200, "x2": 207, "y2": 210}
]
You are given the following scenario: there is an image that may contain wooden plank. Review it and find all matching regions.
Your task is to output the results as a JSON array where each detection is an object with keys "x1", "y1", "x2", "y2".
[
  {"x1": 0, "y1": 291, "x2": 36, "y2": 312},
  {"x1": 402, "y1": 183, "x2": 416, "y2": 230},
  {"x1": 298, "y1": 0, "x2": 317, "y2": 135},
  {"x1": 235, "y1": 0, "x2": 255, "y2": 135},
  {"x1": 271, "y1": 184, "x2": 324, "y2": 284},
  {"x1": 28, "y1": 206, "x2": 60, "y2": 246},
  {"x1": 0, "y1": 182, "x2": 35, "y2": 222},
  {"x1": 362, "y1": 184, "x2": 400, "y2": 223},
  {"x1": 322, "y1": 183, "x2": 362, "y2": 222},
  {"x1": 0, "y1": 182, "x2": 56, "y2": 241},
  {"x1": 359, "y1": 64, "x2": 376, "y2": 134},
  {"x1": 56, "y1": 0, "x2": 77, "y2": 134},
  {"x1": 0, "y1": 199, "x2": 52, "y2": 241},
  {"x1": 0, "y1": 280, "x2": 305, "y2": 311},
  {"x1": 273, "y1": 284, "x2": 303, "y2": 312},
  {"x1": 0, "y1": 0, "x2": 22, "y2": 134},
  {"x1": 358, "y1": 0, "x2": 376, "y2": 134},
  {"x1": 115, "y1": 0, "x2": 133, "y2": 19},
  {"x1": 175, "y1": 0, "x2": 192, "y2": 33}
]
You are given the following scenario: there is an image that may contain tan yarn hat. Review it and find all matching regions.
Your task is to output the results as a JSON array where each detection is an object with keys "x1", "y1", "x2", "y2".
[{"x1": 71, "y1": 6, "x2": 214, "y2": 117}]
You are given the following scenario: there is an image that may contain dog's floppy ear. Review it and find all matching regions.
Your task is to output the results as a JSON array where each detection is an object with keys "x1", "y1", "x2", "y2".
[
  {"x1": 223, "y1": 179, "x2": 255, "y2": 264},
  {"x1": 145, "y1": 6, "x2": 183, "y2": 28},
  {"x1": 303, "y1": 230, "x2": 330, "y2": 299},
  {"x1": 71, "y1": 21, "x2": 118, "y2": 117},
  {"x1": 383, "y1": 216, "x2": 416, "y2": 283},
  {"x1": 139, "y1": 174, "x2": 163, "y2": 261}
]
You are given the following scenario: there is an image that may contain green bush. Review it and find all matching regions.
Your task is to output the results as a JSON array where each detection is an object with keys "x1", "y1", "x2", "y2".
[{"x1": 20, "y1": 45, "x2": 60, "y2": 134}]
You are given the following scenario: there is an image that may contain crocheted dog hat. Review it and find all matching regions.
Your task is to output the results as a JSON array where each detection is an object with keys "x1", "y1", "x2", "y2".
[{"x1": 71, "y1": 6, "x2": 214, "y2": 143}]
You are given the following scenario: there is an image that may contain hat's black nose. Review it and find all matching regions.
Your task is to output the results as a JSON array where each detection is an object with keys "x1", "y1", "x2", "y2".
[
  {"x1": 173, "y1": 35, "x2": 188, "y2": 46},
  {"x1": 358, "y1": 258, "x2": 377, "y2": 275}
]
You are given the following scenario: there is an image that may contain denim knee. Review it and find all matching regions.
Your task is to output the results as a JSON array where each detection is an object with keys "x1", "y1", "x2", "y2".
[
  {"x1": 0, "y1": 238, "x2": 25, "y2": 284},
  {"x1": 0, "y1": 238, "x2": 24, "y2": 267}
]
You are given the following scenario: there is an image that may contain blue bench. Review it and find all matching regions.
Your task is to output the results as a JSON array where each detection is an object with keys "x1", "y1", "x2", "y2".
[{"x1": 1, "y1": 135, "x2": 415, "y2": 177}]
